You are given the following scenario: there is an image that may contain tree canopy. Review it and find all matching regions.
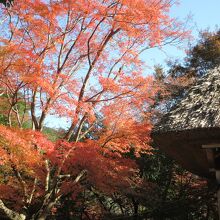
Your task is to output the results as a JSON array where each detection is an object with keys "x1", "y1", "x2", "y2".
[{"x1": 0, "y1": 1, "x2": 192, "y2": 219}]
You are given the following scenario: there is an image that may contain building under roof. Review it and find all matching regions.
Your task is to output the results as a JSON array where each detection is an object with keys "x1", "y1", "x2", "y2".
[{"x1": 152, "y1": 66, "x2": 220, "y2": 179}]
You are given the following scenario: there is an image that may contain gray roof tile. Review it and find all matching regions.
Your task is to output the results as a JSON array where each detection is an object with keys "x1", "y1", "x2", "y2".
[{"x1": 154, "y1": 67, "x2": 220, "y2": 132}]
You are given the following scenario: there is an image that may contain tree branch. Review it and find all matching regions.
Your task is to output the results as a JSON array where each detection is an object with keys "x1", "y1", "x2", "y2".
[{"x1": 0, "y1": 199, "x2": 26, "y2": 220}]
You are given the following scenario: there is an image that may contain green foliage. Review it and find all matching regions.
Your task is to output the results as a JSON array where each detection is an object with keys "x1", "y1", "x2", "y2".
[
  {"x1": 167, "y1": 29, "x2": 220, "y2": 78},
  {"x1": 135, "y1": 149, "x2": 217, "y2": 220},
  {"x1": 42, "y1": 127, "x2": 65, "y2": 142},
  {"x1": 0, "y1": 114, "x2": 7, "y2": 125},
  {"x1": 187, "y1": 30, "x2": 220, "y2": 76}
]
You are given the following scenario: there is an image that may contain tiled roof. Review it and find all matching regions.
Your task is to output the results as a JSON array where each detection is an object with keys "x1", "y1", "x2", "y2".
[{"x1": 154, "y1": 67, "x2": 220, "y2": 133}]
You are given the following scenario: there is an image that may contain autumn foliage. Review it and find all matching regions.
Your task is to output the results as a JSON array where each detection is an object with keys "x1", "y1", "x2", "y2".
[{"x1": 0, "y1": 0, "x2": 188, "y2": 219}]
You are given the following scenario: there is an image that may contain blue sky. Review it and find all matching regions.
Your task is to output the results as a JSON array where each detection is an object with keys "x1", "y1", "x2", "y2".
[
  {"x1": 142, "y1": 0, "x2": 220, "y2": 73},
  {"x1": 172, "y1": 0, "x2": 220, "y2": 30}
]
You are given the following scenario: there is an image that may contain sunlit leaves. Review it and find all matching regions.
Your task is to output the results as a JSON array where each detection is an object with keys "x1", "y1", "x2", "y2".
[{"x1": 0, "y1": 0, "x2": 189, "y2": 218}]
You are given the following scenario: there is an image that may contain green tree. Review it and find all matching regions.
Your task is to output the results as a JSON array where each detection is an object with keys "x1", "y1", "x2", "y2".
[{"x1": 152, "y1": 29, "x2": 220, "y2": 114}]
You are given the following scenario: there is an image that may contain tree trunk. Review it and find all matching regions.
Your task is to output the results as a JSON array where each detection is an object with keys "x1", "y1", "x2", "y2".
[{"x1": 132, "y1": 198, "x2": 139, "y2": 220}]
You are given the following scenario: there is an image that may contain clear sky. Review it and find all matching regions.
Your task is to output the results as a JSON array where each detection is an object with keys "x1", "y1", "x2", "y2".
[
  {"x1": 172, "y1": 0, "x2": 220, "y2": 30},
  {"x1": 142, "y1": 0, "x2": 220, "y2": 73}
]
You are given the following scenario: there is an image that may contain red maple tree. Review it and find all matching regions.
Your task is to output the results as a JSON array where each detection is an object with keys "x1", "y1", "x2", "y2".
[{"x1": 0, "y1": 1, "x2": 189, "y2": 219}]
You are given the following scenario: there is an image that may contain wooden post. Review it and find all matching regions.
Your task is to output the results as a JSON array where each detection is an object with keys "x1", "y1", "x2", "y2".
[
  {"x1": 202, "y1": 145, "x2": 220, "y2": 219},
  {"x1": 216, "y1": 170, "x2": 220, "y2": 220},
  {"x1": 217, "y1": 187, "x2": 220, "y2": 220}
]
